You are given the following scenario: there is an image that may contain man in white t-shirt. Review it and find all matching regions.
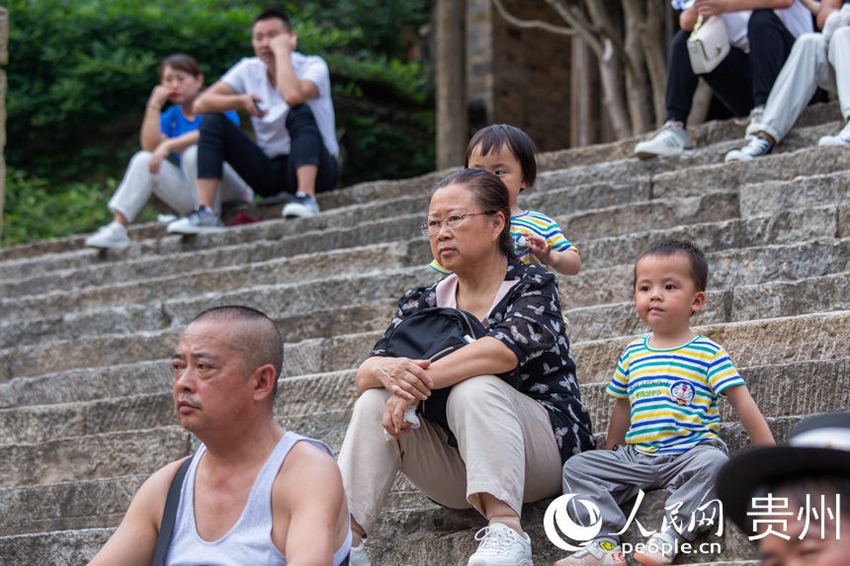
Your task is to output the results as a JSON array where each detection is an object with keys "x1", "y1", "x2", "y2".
[{"x1": 169, "y1": 8, "x2": 338, "y2": 233}]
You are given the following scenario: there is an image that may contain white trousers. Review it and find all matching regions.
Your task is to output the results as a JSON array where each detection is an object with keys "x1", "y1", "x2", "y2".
[
  {"x1": 107, "y1": 145, "x2": 249, "y2": 222},
  {"x1": 759, "y1": 28, "x2": 850, "y2": 142},
  {"x1": 337, "y1": 375, "x2": 563, "y2": 535}
]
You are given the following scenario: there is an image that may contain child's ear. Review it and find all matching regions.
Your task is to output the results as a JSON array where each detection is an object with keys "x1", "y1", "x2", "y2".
[{"x1": 691, "y1": 291, "x2": 706, "y2": 313}]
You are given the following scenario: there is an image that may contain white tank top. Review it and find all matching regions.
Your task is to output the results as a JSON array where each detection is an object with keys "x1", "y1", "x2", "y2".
[{"x1": 166, "y1": 431, "x2": 352, "y2": 565}]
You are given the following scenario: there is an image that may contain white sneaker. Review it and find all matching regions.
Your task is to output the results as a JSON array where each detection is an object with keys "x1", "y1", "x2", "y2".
[
  {"x1": 85, "y1": 222, "x2": 130, "y2": 249},
  {"x1": 554, "y1": 537, "x2": 626, "y2": 566},
  {"x1": 349, "y1": 541, "x2": 371, "y2": 566},
  {"x1": 282, "y1": 192, "x2": 320, "y2": 218},
  {"x1": 467, "y1": 523, "x2": 532, "y2": 566},
  {"x1": 634, "y1": 122, "x2": 691, "y2": 158},
  {"x1": 725, "y1": 134, "x2": 774, "y2": 162},
  {"x1": 166, "y1": 206, "x2": 224, "y2": 234},
  {"x1": 633, "y1": 531, "x2": 677, "y2": 566},
  {"x1": 818, "y1": 120, "x2": 850, "y2": 147}
]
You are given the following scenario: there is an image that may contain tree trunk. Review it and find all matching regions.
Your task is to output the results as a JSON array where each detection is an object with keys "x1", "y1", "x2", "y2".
[
  {"x1": 0, "y1": 8, "x2": 8, "y2": 243},
  {"x1": 436, "y1": 0, "x2": 467, "y2": 170},
  {"x1": 639, "y1": 1, "x2": 668, "y2": 127},
  {"x1": 622, "y1": 0, "x2": 651, "y2": 135}
]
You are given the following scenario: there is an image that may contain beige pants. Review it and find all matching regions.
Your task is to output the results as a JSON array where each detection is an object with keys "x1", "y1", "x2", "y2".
[{"x1": 338, "y1": 375, "x2": 563, "y2": 535}]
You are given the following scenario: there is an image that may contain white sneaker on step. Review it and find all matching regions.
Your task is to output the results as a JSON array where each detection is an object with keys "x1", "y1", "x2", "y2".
[
  {"x1": 85, "y1": 222, "x2": 130, "y2": 249},
  {"x1": 467, "y1": 522, "x2": 532, "y2": 566},
  {"x1": 818, "y1": 120, "x2": 850, "y2": 147},
  {"x1": 634, "y1": 122, "x2": 691, "y2": 158}
]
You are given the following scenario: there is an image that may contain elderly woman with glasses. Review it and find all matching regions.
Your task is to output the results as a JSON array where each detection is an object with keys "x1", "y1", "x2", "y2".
[{"x1": 339, "y1": 168, "x2": 594, "y2": 566}]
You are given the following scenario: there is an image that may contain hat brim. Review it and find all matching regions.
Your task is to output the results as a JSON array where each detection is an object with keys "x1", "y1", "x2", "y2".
[{"x1": 716, "y1": 445, "x2": 850, "y2": 535}]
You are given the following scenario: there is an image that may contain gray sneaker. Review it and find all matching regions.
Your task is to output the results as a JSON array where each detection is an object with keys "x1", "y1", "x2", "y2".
[
  {"x1": 166, "y1": 206, "x2": 223, "y2": 234},
  {"x1": 725, "y1": 134, "x2": 774, "y2": 162},
  {"x1": 818, "y1": 120, "x2": 850, "y2": 147},
  {"x1": 85, "y1": 222, "x2": 130, "y2": 249},
  {"x1": 282, "y1": 193, "x2": 320, "y2": 218},
  {"x1": 634, "y1": 122, "x2": 691, "y2": 158}
]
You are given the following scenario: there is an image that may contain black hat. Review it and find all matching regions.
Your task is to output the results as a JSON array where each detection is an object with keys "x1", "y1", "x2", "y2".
[{"x1": 716, "y1": 411, "x2": 850, "y2": 535}]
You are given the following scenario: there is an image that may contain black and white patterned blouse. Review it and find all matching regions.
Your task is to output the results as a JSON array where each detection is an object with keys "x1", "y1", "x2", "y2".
[{"x1": 371, "y1": 259, "x2": 595, "y2": 462}]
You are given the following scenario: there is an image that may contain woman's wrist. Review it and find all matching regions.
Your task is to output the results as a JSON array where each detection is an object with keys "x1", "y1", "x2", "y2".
[{"x1": 147, "y1": 102, "x2": 163, "y2": 112}]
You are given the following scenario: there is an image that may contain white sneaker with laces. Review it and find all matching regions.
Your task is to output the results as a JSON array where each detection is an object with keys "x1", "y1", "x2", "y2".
[
  {"x1": 818, "y1": 120, "x2": 850, "y2": 147},
  {"x1": 467, "y1": 523, "x2": 532, "y2": 566},
  {"x1": 634, "y1": 122, "x2": 691, "y2": 158},
  {"x1": 282, "y1": 192, "x2": 320, "y2": 218},
  {"x1": 166, "y1": 206, "x2": 224, "y2": 234},
  {"x1": 725, "y1": 134, "x2": 774, "y2": 162},
  {"x1": 349, "y1": 541, "x2": 371, "y2": 566},
  {"x1": 633, "y1": 531, "x2": 677, "y2": 566},
  {"x1": 85, "y1": 221, "x2": 130, "y2": 249},
  {"x1": 554, "y1": 537, "x2": 627, "y2": 566}
]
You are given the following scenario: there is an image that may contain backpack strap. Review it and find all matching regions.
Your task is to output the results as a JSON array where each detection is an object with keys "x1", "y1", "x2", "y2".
[{"x1": 152, "y1": 457, "x2": 192, "y2": 566}]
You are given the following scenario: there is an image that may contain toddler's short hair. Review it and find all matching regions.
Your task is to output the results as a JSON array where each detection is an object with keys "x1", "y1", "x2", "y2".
[
  {"x1": 465, "y1": 124, "x2": 537, "y2": 189},
  {"x1": 634, "y1": 240, "x2": 708, "y2": 292}
]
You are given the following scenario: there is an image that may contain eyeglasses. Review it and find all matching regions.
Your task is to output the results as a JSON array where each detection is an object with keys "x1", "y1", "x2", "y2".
[{"x1": 420, "y1": 211, "x2": 494, "y2": 236}]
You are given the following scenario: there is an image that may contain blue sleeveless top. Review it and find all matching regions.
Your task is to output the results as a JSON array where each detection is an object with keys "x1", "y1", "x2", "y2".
[{"x1": 166, "y1": 431, "x2": 352, "y2": 565}]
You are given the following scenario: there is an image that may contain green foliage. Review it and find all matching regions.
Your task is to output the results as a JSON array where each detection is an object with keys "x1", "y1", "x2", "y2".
[
  {"x1": 1, "y1": 168, "x2": 157, "y2": 246},
  {"x1": 4, "y1": 0, "x2": 435, "y2": 245}
]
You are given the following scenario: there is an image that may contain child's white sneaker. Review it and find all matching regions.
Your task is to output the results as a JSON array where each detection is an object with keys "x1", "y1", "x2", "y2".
[
  {"x1": 467, "y1": 522, "x2": 532, "y2": 566},
  {"x1": 349, "y1": 540, "x2": 371, "y2": 566},
  {"x1": 554, "y1": 537, "x2": 626, "y2": 566},
  {"x1": 633, "y1": 531, "x2": 677, "y2": 566}
]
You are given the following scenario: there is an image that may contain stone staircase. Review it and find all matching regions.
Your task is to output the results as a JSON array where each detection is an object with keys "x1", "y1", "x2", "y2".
[{"x1": 1, "y1": 101, "x2": 848, "y2": 565}]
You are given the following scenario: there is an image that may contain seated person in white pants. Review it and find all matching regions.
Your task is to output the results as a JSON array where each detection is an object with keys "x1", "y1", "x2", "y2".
[
  {"x1": 727, "y1": 0, "x2": 850, "y2": 161},
  {"x1": 85, "y1": 53, "x2": 251, "y2": 249},
  {"x1": 339, "y1": 168, "x2": 595, "y2": 566}
]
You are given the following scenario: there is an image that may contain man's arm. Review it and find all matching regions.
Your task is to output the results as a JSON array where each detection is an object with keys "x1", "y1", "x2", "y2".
[
  {"x1": 87, "y1": 459, "x2": 187, "y2": 566},
  {"x1": 270, "y1": 34, "x2": 319, "y2": 106},
  {"x1": 193, "y1": 80, "x2": 263, "y2": 117},
  {"x1": 277, "y1": 442, "x2": 349, "y2": 566},
  {"x1": 817, "y1": 0, "x2": 843, "y2": 29}
]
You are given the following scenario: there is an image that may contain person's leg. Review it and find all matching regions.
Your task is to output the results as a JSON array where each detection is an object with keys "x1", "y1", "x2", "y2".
[
  {"x1": 442, "y1": 375, "x2": 562, "y2": 525},
  {"x1": 196, "y1": 113, "x2": 288, "y2": 205},
  {"x1": 828, "y1": 27, "x2": 850, "y2": 121},
  {"x1": 747, "y1": 10, "x2": 797, "y2": 108},
  {"x1": 755, "y1": 33, "x2": 827, "y2": 143},
  {"x1": 180, "y1": 144, "x2": 251, "y2": 212},
  {"x1": 656, "y1": 444, "x2": 729, "y2": 541},
  {"x1": 107, "y1": 150, "x2": 166, "y2": 225},
  {"x1": 338, "y1": 388, "x2": 469, "y2": 542},
  {"x1": 702, "y1": 46, "x2": 754, "y2": 118},
  {"x1": 284, "y1": 104, "x2": 338, "y2": 196},
  {"x1": 725, "y1": 33, "x2": 828, "y2": 162},
  {"x1": 665, "y1": 29, "x2": 699, "y2": 124}
]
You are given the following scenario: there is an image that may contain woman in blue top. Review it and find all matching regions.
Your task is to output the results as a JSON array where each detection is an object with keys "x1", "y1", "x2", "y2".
[{"x1": 86, "y1": 53, "x2": 251, "y2": 249}]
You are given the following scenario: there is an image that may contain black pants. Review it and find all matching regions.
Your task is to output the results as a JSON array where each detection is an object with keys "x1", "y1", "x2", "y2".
[
  {"x1": 197, "y1": 104, "x2": 338, "y2": 197},
  {"x1": 666, "y1": 10, "x2": 798, "y2": 123}
]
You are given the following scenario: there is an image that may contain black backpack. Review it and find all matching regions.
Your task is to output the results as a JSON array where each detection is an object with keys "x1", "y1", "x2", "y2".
[{"x1": 382, "y1": 307, "x2": 487, "y2": 446}]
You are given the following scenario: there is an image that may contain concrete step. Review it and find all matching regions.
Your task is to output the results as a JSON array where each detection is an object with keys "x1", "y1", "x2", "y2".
[
  {"x1": 2, "y1": 129, "x2": 846, "y2": 293},
  {"x1": 0, "y1": 427, "x2": 191, "y2": 488},
  {"x1": 3, "y1": 351, "x2": 844, "y2": 452},
  {"x1": 3, "y1": 197, "x2": 845, "y2": 341},
  {"x1": 0, "y1": 528, "x2": 113, "y2": 566}
]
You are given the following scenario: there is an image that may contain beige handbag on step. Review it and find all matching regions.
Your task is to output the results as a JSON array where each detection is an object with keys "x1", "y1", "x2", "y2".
[{"x1": 687, "y1": 14, "x2": 730, "y2": 74}]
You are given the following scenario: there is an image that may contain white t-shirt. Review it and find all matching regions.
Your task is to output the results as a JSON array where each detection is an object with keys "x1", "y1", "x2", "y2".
[
  {"x1": 222, "y1": 54, "x2": 339, "y2": 158},
  {"x1": 671, "y1": 0, "x2": 813, "y2": 52}
]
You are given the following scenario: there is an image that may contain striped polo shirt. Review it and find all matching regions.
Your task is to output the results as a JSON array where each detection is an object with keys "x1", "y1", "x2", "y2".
[{"x1": 607, "y1": 335, "x2": 746, "y2": 455}]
